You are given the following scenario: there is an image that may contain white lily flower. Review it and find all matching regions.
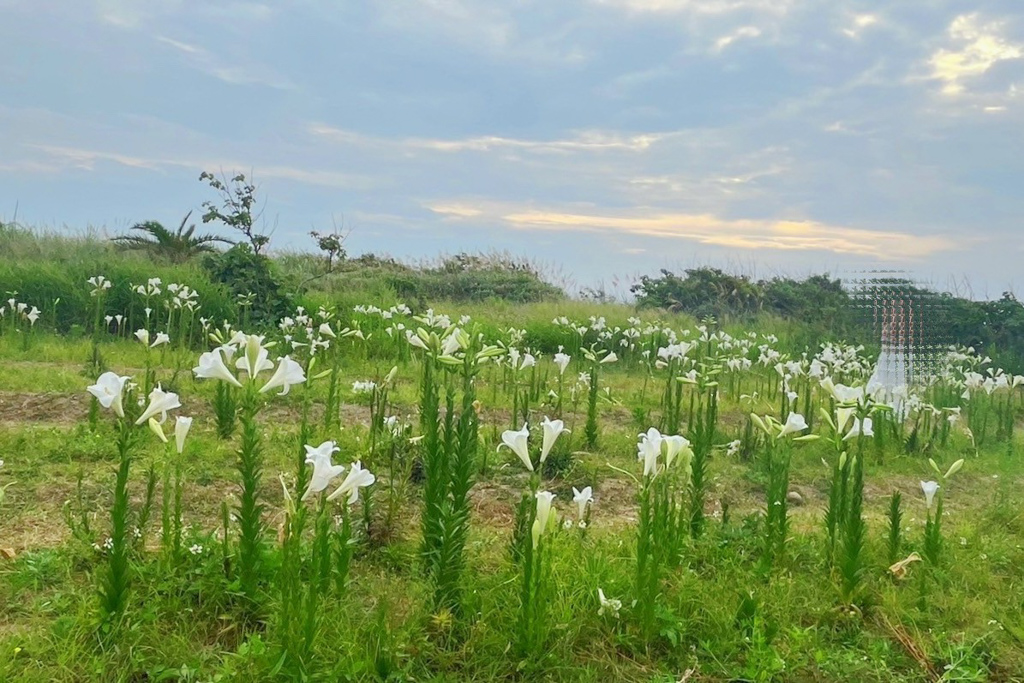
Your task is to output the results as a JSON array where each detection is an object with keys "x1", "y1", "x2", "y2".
[
  {"x1": 134, "y1": 329, "x2": 150, "y2": 346},
  {"x1": 259, "y1": 356, "x2": 306, "y2": 396},
  {"x1": 135, "y1": 384, "x2": 181, "y2": 425},
  {"x1": 193, "y1": 348, "x2": 243, "y2": 387},
  {"x1": 778, "y1": 412, "x2": 808, "y2": 438},
  {"x1": 531, "y1": 491, "x2": 555, "y2": 548},
  {"x1": 637, "y1": 427, "x2": 663, "y2": 477},
  {"x1": 921, "y1": 480, "x2": 940, "y2": 509},
  {"x1": 600, "y1": 352, "x2": 618, "y2": 364},
  {"x1": 302, "y1": 441, "x2": 345, "y2": 500},
  {"x1": 499, "y1": 424, "x2": 532, "y2": 471},
  {"x1": 441, "y1": 331, "x2": 462, "y2": 357},
  {"x1": 151, "y1": 332, "x2": 170, "y2": 348},
  {"x1": 843, "y1": 417, "x2": 874, "y2": 441},
  {"x1": 540, "y1": 416, "x2": 569, "y2": 463},
  {"x1": 597, "y1": 588, "x2": 622, "y2": 617},
  {"x1": 572, "y1": 485, "x2": 593, "y2": 519},
  {"x1": 835, "y1": 405, "x2": 856, "y2": 433},
  {"x1": 327, "y1": 460, "x2": 376, "y2": 505},
  {"x1": 663, "y1": 434, "x2": 692, "y2": 469},
  {"x1": 553, "y1": 352, "x2": 571, "y2": 375},
  {"x1": 87, "y1": 372, "x2": 131, "y2": 418},
  {"x1": 520, "y1": 353, "x2": 536, "y2": 370},
  {"x1": 318, "y1": 322, "x2": 336, "y2": 338},
  {"x1": 236, "y1": 334, "x2": 274, "y2": 378},
  {"x1": 406, "y1": 329, "x2": 429, "y2": 350},
  {"x1": 174, "y1": 416, "x2": 193, "y2": 454}
]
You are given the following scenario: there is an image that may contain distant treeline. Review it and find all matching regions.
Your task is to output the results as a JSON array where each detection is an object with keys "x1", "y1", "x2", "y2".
[{"x1": 632, "y1": 267, "x2": 1024, "y2": 372}]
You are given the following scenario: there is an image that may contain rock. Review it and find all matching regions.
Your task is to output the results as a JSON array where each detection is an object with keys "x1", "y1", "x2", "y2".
[{"x1": 786, "y1": 490, "x2": 804, "y2": 506}]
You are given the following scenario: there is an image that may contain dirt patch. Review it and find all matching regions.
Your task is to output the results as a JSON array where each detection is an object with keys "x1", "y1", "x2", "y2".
[
  {"x1": 0, "y1": 391, "x2": 89, "y2": 426},
  {"x1": 0, "y1": 390, "x2": 377, "y2": 430}
]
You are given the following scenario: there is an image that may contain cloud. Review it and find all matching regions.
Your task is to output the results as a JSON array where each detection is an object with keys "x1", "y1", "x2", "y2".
[
  {"x1": 157, "y1": 35, "x2": 296, "y2": 89},
  {"x1": 308, "y1": 124, "x2": 669, "y2": 154},
  {"x1": 592, "y1": 0, "x2": 793, "y2": 16},
  {"x1": 26, "y1": 144, "x2": 376, "y2": 190},
  {"x1": 427, "y1": 201, "x2": 962, "y2": 260},
  {"x1": 841, "y1": 13, "x2": 879, "y2": 39},
  {"x1": 928, "y1": 14, "x2": 1023, "y2": 96},
  {"x1": 713, "y1": 26, "x2": 762, "y2": 52}
]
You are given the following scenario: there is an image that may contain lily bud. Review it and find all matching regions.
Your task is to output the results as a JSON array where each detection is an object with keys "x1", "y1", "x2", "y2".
[
  {"x1": 750, "y1": 413, "x2": 768, "y2": 435},
  {"x1": 944, "y1": 459, "x2": 964, "y2": 480},
  {"x1": 148, "y1": 417, "x2": 168, "y2": 443}
]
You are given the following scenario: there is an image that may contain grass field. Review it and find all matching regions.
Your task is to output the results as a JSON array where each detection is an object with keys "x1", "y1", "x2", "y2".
[{"x1": 1, "y1": 282, "x2": 1023, "y2": 682}]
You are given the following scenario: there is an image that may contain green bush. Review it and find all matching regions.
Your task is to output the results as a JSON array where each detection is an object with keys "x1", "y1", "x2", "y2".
[{"x1": 203, "y1": 244, "x2": 290, "y2": 326}]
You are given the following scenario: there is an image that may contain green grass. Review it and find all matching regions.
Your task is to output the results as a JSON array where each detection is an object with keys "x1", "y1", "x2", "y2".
[
  {"x1": 0, "y1": 327, "x2": 1019, "y2": 683},
  {"x1": 1, "y1": 293, "x2": 1023, "y2": 678}
]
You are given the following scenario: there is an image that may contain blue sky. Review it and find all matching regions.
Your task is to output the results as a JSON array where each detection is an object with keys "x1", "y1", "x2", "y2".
[{"x1": 1, "y1": 0, "x2": 1023, "y2": 298}]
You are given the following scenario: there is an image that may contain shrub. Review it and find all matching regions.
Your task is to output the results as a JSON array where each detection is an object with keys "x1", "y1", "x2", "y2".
[{"x1": 203, "y1": 244, "x2": 290, "y2": 326}]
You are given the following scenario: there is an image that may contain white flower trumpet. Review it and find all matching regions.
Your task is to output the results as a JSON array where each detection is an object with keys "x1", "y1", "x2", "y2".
[{"x1": 499, "y1": 424, "x2": 532, "y2": 471}]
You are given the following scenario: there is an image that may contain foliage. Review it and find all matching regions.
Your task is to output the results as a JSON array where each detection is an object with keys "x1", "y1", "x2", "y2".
[
  {"x1": 199, "y1": 171, "x2": 269, "y2": 254},
  {"x1": 203, "y1": 244, "x2": 290, "y2": 326},
  {"x1": 111, "y1": 212, "x2": 233, "y2": 264}
]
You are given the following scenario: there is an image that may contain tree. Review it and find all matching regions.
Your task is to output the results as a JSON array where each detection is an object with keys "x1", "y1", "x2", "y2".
[
  {"x1": 309, "y1": 226, "x2": 347, "y2": 272},
  {"x1": 111, "y1": 211, "x2": 233, "y2": 263},
  {"x1": 199, "y1": 171, "x2": 270, "y2": 254}
]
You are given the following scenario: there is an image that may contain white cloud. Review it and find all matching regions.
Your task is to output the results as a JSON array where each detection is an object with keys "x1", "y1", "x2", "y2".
[
  {"x1": 928, "y1": 14, "x2": 1023, "y2": 96},
  {"x1": 713, "y1": 25, "x2": 762, "y2": 52},
  {"x1": 24, "y1": 144, "x2": 376, "y2": 190},
  {"x1": 841, "y1": 13, "x2": 878, "y2": 39},
  {"x1": 308, "y1": 124, "x2": 670, "y2": 155},
  {"x1": 426, "y1": 201, "x2": 962, "y2": 260},
  {"x1": 157, "y1": 35, "x2": 296, "y2": 89},
  {"x1": 593, "y1": 0, "x2": 793, "y2": 16}
]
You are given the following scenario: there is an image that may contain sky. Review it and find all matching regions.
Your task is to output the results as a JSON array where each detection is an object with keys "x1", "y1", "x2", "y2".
[{"x1": 1, "y1": 0, "x2": 1023, "y2": 299}]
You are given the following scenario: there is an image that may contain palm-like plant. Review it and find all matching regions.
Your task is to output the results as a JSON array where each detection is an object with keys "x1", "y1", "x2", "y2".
[{"x1": 112, "y1": 212, "x2": 234, "y2": 263}]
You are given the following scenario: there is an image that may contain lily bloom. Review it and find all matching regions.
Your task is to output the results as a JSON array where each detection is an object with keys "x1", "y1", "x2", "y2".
[
  {"x1": 835, "y1": 405, "x2": 856, "y2": 433},
  {"x1": 302, "y1": 441, "x2": 345, "y2": 501},
  {"x1": 236, "y1": 334, "x2": 273, "y2": 378},
  {"x1": 778, "y1": 412, "x2": 808, "y2": 438},
  {"x1": 597, "y1": 588, "x2": 622, "y2": 617},
  {"x1": 572, "y1": 485, "x2": 593, "y2": 519},
  {"x1": 663, "y1": 434, "x2": 692, "y2": 469},
  {"x1": 553, "y1": 352, "x2": 571, "y2": 375},
  {"x1": 151, "y1": 332, "x2": 170, "y2": 348},
  {"x1": 540, "y1": 417, "x2": 569, "y2": 463},
  {"x1": 135, "y1": 329, "x2": 150, "y2": 346},
  {"x1": 87, "y1": 372, "x2": 131, "y2": 418},
  {"x1": 920, "y1": 480, "x2": 940, "y2": 509},
  {"x1": 135, "y1": 385, "x2": 181, "y2": 425},
  {"x1": 327, "y1": 461, "x2": 376, "y2": 505},
  {"x1": 637, "y1": 429, "x2": 663, "y2": 477},
  {"x1": 843, "y1": 417, "x2": 874, "y2": 441},
  {"x1": 499, "y1": 424, "x2": 532, "y2": 471},
  {"x1": 637, "y1": 427, "x2": 664, "y2": 476},
  {"x1": 260, "y1": 356, "x2": 306, "y2": 395},
  {"x1": 406, "y1": 329, "x2": 429, "y2": 350},
  {"x1": 193, "y1": 348, "x2": 243, "y2": 387},
  {"x1": 532, "y1": 491, "x2": 556, "y2": 548},
  {"x1": 175, "y1": 416, "x2": 193, "y2": 454},
  {"x1": 600, "y1": 352, "x2": 618, "y2": 364}
]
